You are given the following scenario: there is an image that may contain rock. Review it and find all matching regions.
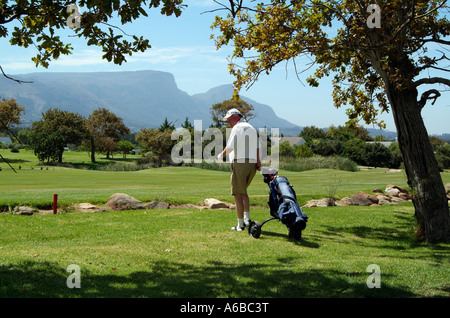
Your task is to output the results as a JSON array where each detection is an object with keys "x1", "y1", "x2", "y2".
[
  {"x1": 390, "y1": 196, "x2": 406, "y2": 203},
  {"x1": 344, "y1": 194, "x2": 373, "y2": 206},
  {"x1": 203, "y1": 198, "x2": 230, "y2": 209},
  {"x1": 76, "y1": 203, "x2": 99, "y2": 210},
  {"x1": 445, "y1": 183, "x2": 450, "y2": 193},
  {"x1": 398, "y1": 192, "x2": 412, "y2": 201},
  {"x1": 334, "y1": 200, "x2": 347, "y2": 206},
  {"x1": 385, "y1": 187, "x2": 400, "y2": 197},
  {"x1": 106, "y1": 193, "x2": 145, "y2": 211},
  {"x1": 303, "y1": 198, "x2": 335, "y2": 208},
  {"x1": 377, "y1": 195, "x2": 393, "y2": 205},
  {"x1": 385, "y1": 185, "x2": 409, "y2": 197},
  {"x1": 14, "y1": 206, "x2": 37, "y2": 215},
  {"x1": 74, "y1": 203, "x2": 106, "y2": 213},
  {"x1": 372, "y1": 189, "x2": 383, "y2": 194},
  {"x1": 340, "y1": 197, "x2": 357, "y2": 206},
  {"x1": 355, "y1": 191, "x2": 379, "y2": 204},
  {"x1": 146, "y1": 201, "x2": 170, "y2": 209}
]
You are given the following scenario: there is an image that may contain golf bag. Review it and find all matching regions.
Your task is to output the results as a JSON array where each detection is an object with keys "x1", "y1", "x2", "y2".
[{"x1": 248, "y1": 171, "x2": 308, "y2": 240}]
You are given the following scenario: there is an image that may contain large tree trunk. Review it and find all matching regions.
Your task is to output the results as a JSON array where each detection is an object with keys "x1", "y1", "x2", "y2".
[{"x1": 386, "y1": 84, "x2": 450, "y2": 243}]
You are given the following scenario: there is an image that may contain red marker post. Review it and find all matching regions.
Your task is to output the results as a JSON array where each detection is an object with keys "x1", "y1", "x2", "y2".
[{"x1": 53, "y1": 194, "x2": 58, "y2": 214}]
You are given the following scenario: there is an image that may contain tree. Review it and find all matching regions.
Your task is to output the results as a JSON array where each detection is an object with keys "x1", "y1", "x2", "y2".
[
  {"x1": 159, "y1": 117, "x2": 175, "y2": 132},
  {"x1": 210, "y1": 98, "x2": 255, "y2": 128},
  {"x1": 295, "y1": 144, "x2": 314, "y2": 158},
  {"x1": 363, "y1": 143, "x2": 393, "y2": 168},
  {"x1": 212, "y1": 0, "x2": 450, "y2": 243},
  {"x1": 31, "y1": 108, "x2": 87, "y2": 162},
  {"x1": 86, "y1": 107, "x2": 130, "y2": 162},
  {"x1": 299, "y1": 126, "x2": 327, "y2": 143},
  {"x1": 436, "y1": 144, "x2": 450, "y2": 169},
  {"x1": 28, "y1": 130, "x2": 66, "y2": 163},
  {"x1": 279, "y1": 141, "x2": 295, "y2": 158},
  {"x1": 117, "y1": 140, "x2": 135, "y2": 159},
  {"x1": 341, "y1": 139, "x2": 366, "y2": 164},
  {"x1": 136, "y1": 128, "x2": 174, "y2": 167},
  {"x1": 0, "y1": 0, "x2": 186, "y2": 81},
  {"x1": 0, "y1": 97, "x2": 25, "y2": 134}
]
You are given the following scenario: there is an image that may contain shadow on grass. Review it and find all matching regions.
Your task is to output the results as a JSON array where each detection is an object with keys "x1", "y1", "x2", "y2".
[
  {"x1": 0, "y1": 259, "x2": 416, "y2": 298},
  {"x1": 317, "y1": 211, "x2": 450, "y2": 265},
  {"x1": 257, "y1": 230, "x2": 321, "y2": 248}
]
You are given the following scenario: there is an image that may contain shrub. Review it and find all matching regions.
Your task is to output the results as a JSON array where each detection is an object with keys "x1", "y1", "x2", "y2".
[
  {"x1": 279, "y1": 141, "x2": 296, "y2": 158},
  {"x1": 363, "y1": 142, "x2": 392, "y2": 168},
  {"x1": 279, "y1": 156, "x2": 359, "y2": 172},
  {"x1": 435, "y1": 144, "x2": 450, "y2": 169},
  {"x1": 340, "y1": 139, "x2": 365, "y2": 164},
  {"x1": 295, "y1": 144, "x2": 314, "y2": 158},
  {"x1": 388, "y1": 142, "x2": 403, "y2": 169}
]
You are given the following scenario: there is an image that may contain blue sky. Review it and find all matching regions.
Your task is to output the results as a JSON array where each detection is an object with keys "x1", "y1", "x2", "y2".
[{"x1": 1, "y1": 0, "x2": 449, "y2": 135}]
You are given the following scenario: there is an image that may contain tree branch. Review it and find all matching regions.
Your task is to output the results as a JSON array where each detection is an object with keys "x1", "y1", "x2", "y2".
[
  {"x1": 413, "y1": 77, "x2": 450, "y2": 88},
  {"x1": 0, "y1": 65, "x2": 33, "y2": 84},
  {"x1": 418, "y1": 89, "x2": 441, "y2": 110}
]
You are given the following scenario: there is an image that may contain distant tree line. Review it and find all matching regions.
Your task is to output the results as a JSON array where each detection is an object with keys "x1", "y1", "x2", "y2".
[
  {"x1": 1, "y1": 96, "x2": 449, "y2": 170},
  {"x1": 280, "y1": 125, "x2": 450, "y2": 170}
]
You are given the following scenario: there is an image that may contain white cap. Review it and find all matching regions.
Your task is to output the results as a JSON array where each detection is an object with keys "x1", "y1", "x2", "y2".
[{"x1": 222, "y1": 108, "x2": 243, "y2": 120}]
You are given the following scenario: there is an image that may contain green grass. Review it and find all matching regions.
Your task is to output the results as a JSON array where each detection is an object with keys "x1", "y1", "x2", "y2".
[{"x1": 0, "y1": 149, "x2": 449, "y2": 298}]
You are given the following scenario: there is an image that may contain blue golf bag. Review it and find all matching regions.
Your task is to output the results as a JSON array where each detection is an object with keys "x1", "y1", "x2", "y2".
[{"x1": 248, "y1": 171, "x2": 308, "y2": 240}]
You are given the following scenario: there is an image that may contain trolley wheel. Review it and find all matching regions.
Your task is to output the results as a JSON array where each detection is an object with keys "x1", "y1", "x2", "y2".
[
  {"x1": 248, "y1": 221, "x2": 262, "y2": 239},
  {"x1": 288, "y1": 228, "x2": 302, "y2": 241},
  {"x1": 288, "y1": 219, "x2": 306, "y2": 241}
]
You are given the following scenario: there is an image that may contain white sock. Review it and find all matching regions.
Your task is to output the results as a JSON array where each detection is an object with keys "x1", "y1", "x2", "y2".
[
  {"x1": 244, "y1": 212, "x2": 250, "y2": 221},
  {"x1": 237, "y1": 219, "x2": 244, "y2": 228}
]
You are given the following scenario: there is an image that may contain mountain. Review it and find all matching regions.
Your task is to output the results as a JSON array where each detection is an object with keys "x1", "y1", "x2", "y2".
[
  {"x1": 0, "y1": 70, "x2": 302, "y2": 134},
  {"x1": 193, "y1": 84, "x2": 302, "y2": 134}
]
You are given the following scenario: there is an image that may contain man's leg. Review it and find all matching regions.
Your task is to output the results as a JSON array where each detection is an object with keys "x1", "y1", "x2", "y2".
[
  {"x1": 232, "y1": 194, "x2": 245, "y2": 230},
  {"x1": 233, "y1": 193, "x2": 251, "y2": 230},
  {"x1": 234, "y1": 194, "x2": 244, "y2": 219}
]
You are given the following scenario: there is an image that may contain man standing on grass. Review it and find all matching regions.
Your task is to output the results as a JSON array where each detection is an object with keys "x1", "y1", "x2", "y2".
[{"x1": 217, "y1": 108, "x2": 261, "y2": 231}]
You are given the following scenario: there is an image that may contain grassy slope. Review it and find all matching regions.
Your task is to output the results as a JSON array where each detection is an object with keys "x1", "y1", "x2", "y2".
[{"x1": 0, "y1": 149, "x2": 449, "y2": 298}]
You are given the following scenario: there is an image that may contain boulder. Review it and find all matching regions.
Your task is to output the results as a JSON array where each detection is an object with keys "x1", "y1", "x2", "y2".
[
  {"x1": 398, "y1": 192, "x2": 412, "y2": 201},
  {"x1": 146, "y1": 201, "x2": 170, "y2": 209},
  {"x1": 385, "y1": 187, "x2": 400, "y2": 197},
  {"x1": 203, "y1": 198, "x2": 230, "y2": 209},
  {"x1": 303, "y1": 198, "x2": 335, "y2": 208},
  {"x1": 74, "y1": 203, "x2": 106, "y2": 213},
  {"x1": 341, "y1": 194, "x2": 373, "y2": 206},
  {"x1": 385, "y1": 185, "x2": 409, "y2": 197},
  {"x1": 14, "y1": 206, "x2": 37, "y2": 215},
  {"x1": 76, "y1": 203, "x2": 98, "y2": 210},
  {"x1": 355, "y1": 191, "x2": 379, "y2": 204},
  {"x1": 106, "y1": 193, "x2": 145, "y2": 211},
  {"x1": 377, "y1": 195, "x2": 393, "y2": 205}
]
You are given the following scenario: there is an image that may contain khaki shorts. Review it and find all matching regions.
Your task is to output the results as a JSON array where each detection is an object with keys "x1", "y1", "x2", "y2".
[{"x1": 230, "y1": 160, "x2": 257, "y2": 195}]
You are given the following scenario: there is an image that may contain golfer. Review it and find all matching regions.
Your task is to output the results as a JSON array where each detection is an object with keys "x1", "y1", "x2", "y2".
[{"x1": 217, "y1": 108, "x2": 261, "y2": 231}]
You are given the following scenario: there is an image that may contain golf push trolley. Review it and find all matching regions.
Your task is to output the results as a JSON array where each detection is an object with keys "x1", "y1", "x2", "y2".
[{"x1": 248, "y1": 168, "x2": 308, "y2": 240}]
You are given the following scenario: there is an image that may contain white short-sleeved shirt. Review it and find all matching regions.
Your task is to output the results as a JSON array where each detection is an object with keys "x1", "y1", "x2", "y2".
[{"x1": 226, "y1": 118, "x2": 258, "y2": 163}]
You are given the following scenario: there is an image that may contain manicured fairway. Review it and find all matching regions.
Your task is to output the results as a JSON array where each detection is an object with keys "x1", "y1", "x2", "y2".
[{"x1": 0, "y1": 149, "x2": 449, "y2": 298}]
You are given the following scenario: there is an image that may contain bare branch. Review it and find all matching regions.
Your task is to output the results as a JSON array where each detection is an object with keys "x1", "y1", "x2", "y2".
[
  {"x1": 418, "y1": 89, "x2": 441, "y2": 109},
  {"x1": 421, "y1": 38, "x2": 450, "y2": 46},
  {"x1": 413, "y1": 77, "x2": 450, "y2": 87},
  {"x1": 0, "y1": 65, "x2": 33, "y2": 84}
]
